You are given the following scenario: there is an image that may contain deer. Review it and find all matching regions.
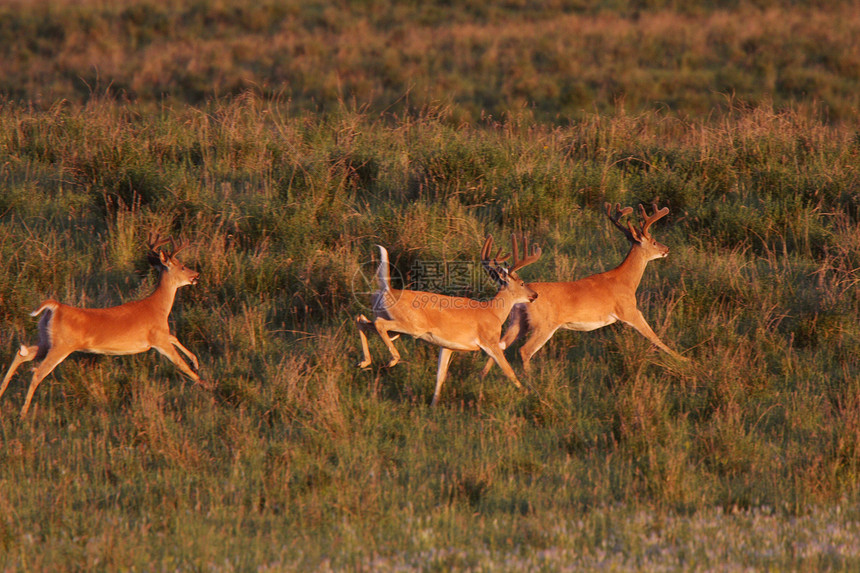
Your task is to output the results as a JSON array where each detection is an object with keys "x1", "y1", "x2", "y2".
[
  {"x1": 356, "y1": 234, "x2": 542, "y2": 406},
  {"x1": 481, "y1": 202, "x2": 687, "y2": 378},
  {"x1": 0, "y1": 233, "x2": 209, "y2": 418}
]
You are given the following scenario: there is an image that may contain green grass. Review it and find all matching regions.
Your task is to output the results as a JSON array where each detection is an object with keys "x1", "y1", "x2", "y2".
[
  {"x1": 2, "y1": 0, "x2": 860, "y2": 568},
  {"x1": 1, "y1": 94, "x2": 859, "y2": 569}
]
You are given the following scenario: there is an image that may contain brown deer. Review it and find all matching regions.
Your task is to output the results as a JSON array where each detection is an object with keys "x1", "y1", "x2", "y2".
[
  {"x1": 356, "y1": 234, "x2": 542, "y2": 405},
  {"x1": 1, "y1": 233, "x2": 209, "y2": 417},
  {"x1": 482, "y1": 203, "x2": 687, "y2": 377}
]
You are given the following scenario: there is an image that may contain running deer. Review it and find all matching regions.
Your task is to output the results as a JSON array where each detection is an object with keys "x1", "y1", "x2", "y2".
[
  {"x1": 356, "y1": 234, "x2": 542, "y2": 405},
  {"x1": 482, "y1": 203, "x2": 687, "y2": 377},
  {"x1": 1, "y1": 233, "x2": 209, "y2": 417}
]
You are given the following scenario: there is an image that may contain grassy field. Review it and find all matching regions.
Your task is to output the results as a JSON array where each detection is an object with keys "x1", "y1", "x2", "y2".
[
  {"x1": 2, "y1": 0, "x2": 860, "y2": 570},
  {"x1": 2, "y1": 0, "x2": 860, "y2": 121}
]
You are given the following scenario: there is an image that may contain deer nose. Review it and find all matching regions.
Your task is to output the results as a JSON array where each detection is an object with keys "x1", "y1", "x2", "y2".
[{"x1": 529, "y1": 292, "x2": 538, "y2": 302}]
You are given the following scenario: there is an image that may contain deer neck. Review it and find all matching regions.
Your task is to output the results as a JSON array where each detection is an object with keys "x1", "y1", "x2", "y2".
[
  {"x1": 489, "y1": 287, "x2": 521, "y2": 323},
  {"x1": 613, "y1": 244, "x2": 650, "y2": 291},
  {"x1": 144, "y1": 272, "x2": 179, "y2": 316}
]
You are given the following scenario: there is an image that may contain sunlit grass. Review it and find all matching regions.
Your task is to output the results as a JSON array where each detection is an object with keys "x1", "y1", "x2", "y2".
[
  {"x1": 0, "y1": 94, "x2": 858, "y2": 569},
  {"x1": 2, "y1": 1, "x2": 860, "y2": 121}
]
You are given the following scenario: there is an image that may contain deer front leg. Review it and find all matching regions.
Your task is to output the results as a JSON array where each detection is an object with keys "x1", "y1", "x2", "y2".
[
  {"x1": 479, "y1": 343, "x2": 524, "y2": 390},
  {"x1": 169, "y1": 335, "x2": 200, "y2": 372},
  {"x1": 480, "y1": 307, "x2": 526, "y2": 378},
  {"x1": 152, "y1": 344, "x2": 211, "y2": 389},
  {"x1": 621, "y1": 309, "x2": 688, "y2": 361}
]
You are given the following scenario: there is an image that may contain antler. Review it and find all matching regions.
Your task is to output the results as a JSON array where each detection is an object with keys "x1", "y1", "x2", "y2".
[
  {"x1": 148, "y1": 231, "x2": 171, "y2": 252},
  {"x1": 638, "y1": 203, "x2": 669, "y2": 238},
  {"x1": 605, "y1": 203, "x2": 637, "y2": 242},
  {"x1": 481, "y1": 234, "x2": 542, "y2": 286},
  {"x1": 508, "y1": 233, "x2": 542, "y2": 277},
  {"x1": 481, "y1": 235, "x2": 510, "y2": 266},
  {"x1": 148, "y1": 232, "x2": 187, "y2": 259},
  {"x1": 170, "y1": 237, "x2": 187, "y2": 258},
  {"x1": 606, "y1": 202, "x2": 669, "y2": 242},
  {"x1": 481, "y1": 235, "x2": 512, "y2": 286}
]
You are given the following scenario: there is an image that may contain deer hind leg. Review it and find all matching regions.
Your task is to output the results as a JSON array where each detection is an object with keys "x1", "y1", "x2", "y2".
[
  {"x1": 19, "y1": 347, "x2": 72, "y2": 418},
  {"x1": 0, "y1": 345, "x2": 40, "y2": 403},
  {"x1": 621, "y1": 309, "x2": 687, "y2": 361},
  {"x1": 430, "y1": 347, "x2": 455, "y2": 407},
  {"x1": 517, "y1": 325, "x2": 559, "y2": 373},
  {"x1": 371, "y1": 318, "x2": 403, "y2": 368}
]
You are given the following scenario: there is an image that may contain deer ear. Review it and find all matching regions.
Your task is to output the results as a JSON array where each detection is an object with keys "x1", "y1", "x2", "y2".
[
  {"x1": 496, "y1": 268, "x2": 510, "y2": 286},
  {"x1": 147, "y1": 251, "x2": 168, "y2": 270},
  {"x1": 483, "y1": 267, "x2": 502, "y2": 286}
]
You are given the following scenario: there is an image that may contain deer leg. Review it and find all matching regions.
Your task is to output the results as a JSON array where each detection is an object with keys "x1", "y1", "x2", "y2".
[
  {"x1": 152, "y1": 344, "x2": 211, "y2": 389},
  {"x1": 168, "y1": 335, "x2": 199, "y2": 372},
  {"x1": 621, "y1": 310, "x2": 687, "y2": 361},
  {"x1": 517, "y1": 325, "x2": 559, "y2": 373},
  {"x1": 0, "y1": 345, "x2": 40, "y2": 402},
  {"x1": 480, "y1": 343, "x2": 524, "y2": 390},
  {"x1": 479, "y1": 358, "x2": 495, "y2": 379},
  {"x1": 19, "y1": 347, "x2": 72, "y2": 418},
  {"x1": 372, "y1": 318, "x2": 403, "y2": 368},
  {"x1": 356, "y1": 314, "x2": 376, "y2": 369},
  {"x1": 430, "y1": 347, "x2": 455, "y2": 407},
  {"x1": 480, "y1": 309, "x2": 526, "y2": 378}
]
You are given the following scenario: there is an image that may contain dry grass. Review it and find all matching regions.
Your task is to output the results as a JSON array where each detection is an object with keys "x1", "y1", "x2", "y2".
[
  {"x1": 2, "y1": 1, "x2": 859, "y2": 121},
  {"x1": 0, "y1": 2, "x2": 859, "y2": 565}
]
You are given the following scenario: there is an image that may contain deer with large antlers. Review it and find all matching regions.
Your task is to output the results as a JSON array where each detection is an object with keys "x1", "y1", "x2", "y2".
[
  {"x1": 1, "y1": 233, "x2": 209, "y2": 417},
  {"x1": 482, "y1": 203, "x2": 687, "y2": 377},
  {"x1": 356, "y1": 234, "x2": 542, "y2": 405}
]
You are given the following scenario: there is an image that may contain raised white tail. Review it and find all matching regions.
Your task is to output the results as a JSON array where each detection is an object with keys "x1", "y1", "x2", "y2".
[
  {"x1": 29, "y1": 301, "x2": 58, "y2": 318},
  {"x1": 376, "y1": 245, "x2": 391, "y2": 291}
]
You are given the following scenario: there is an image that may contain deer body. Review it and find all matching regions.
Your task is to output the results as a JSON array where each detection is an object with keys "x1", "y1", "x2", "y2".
[
  {"x1": 367, "y1": 283, "x2": 532, "y2": 353},
  {"x1": 357, "y1": 235, "x2": 541, "y2": 406},
  {"x1": 482, "y1": 204, "x2": 686, "y2": 376},
  {"x1": 1, "y1": 234, "x2": 206, "y2": 417}
]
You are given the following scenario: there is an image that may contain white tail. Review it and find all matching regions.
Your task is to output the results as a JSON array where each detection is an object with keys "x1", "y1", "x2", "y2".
[
  {"x1": 356, "y1": 234, "x2": 542, "y2": 406},
  {"x1": 0, "y1": 232, "x2": 208, "y2": 417},
  {"x1": 376, "y1": 244, "x2": 391, "y2": 291},
  {"x1": 482, "y1": 203, "x2": 687, "y2": 377}
]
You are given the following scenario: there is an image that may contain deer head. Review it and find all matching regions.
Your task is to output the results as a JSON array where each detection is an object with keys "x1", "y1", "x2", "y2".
[
  {"x1": 481, "y1": 234, "x2": 541, "y2": 302},
  {"x1": 147, "y1": 232, "x2": 199, "y2": 286},
  {"x1": 606, "y1": 202, "x2": 671, "y2": 260}
]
